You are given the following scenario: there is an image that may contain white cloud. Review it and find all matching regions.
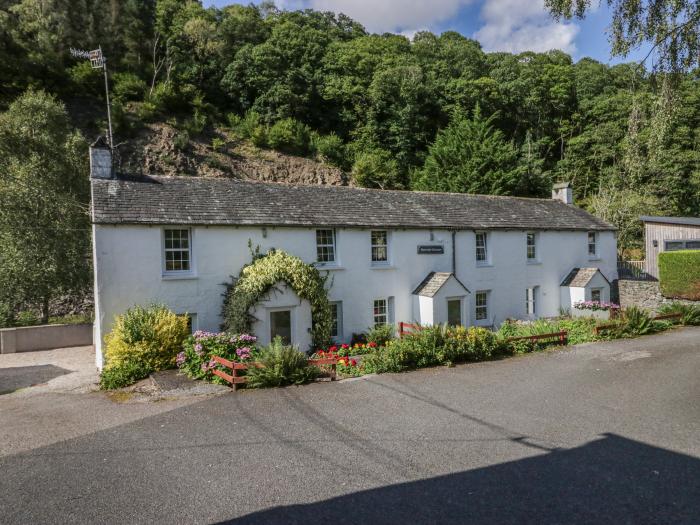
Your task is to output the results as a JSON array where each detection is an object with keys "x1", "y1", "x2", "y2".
[
  {"x1": 474, "y1": 0, "x2": 579, "y2": 54},
  {"x1": 280, "y1": 0, "x2": 475, "y2": 34}
]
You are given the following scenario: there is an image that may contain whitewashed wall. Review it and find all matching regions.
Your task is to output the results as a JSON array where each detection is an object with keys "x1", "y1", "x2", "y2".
[{"x1": 93, "y1": 224, "x2": 617, "y2": 367}]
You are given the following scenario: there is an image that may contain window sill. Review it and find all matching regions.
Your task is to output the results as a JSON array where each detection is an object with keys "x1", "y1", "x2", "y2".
[
  {"x1": 526, "y1": 260, "x2": 541, "y2": 266},
  {"x1": 476, "y1": 263, "x2": 493, "y2": 268},
  {"x1": 588, "y1": 256, "x2": 601, "y2": 261},
  {"x1": 162, "y1": 273, "x2": 198, "y2": 281},
  {"x1": 371, "y1": 264, "x2": 395, "y2": 270},
  {"x1": 316, "y1": 264, "x2": 345, "y2": 271}
]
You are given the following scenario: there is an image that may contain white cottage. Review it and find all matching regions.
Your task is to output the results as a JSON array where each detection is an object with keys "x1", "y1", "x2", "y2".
[{"x1": 90, "y1": 145, "x2": 617, "y2": 367}]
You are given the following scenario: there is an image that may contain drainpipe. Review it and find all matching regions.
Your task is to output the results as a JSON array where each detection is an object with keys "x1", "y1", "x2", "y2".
[{"x1": 451, "y1": 230, "x2": 456, "y2": 274}]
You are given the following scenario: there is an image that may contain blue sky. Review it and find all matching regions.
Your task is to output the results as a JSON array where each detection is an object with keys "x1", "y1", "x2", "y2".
[{"x1": 206, "y1": 0, "x2": 649, "y2": 64}]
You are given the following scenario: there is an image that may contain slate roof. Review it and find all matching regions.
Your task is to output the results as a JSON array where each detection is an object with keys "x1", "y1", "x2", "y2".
[
  {"x1": 640, "y1": 216, "x2": 700, "y2": 227},
  {"x1": 91, "y1": 175, "x2": 615, "y2": 231},
  {"x1": 412, "y1": 272, "x2": 470, "y2": 297},
  {"x1": 560, "y1": 268, "x2": 610, "y2": 287}
]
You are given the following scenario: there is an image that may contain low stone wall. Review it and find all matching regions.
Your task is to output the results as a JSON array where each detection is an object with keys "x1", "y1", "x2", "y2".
[
  {"x1": 618, "y1": 279, "x2": 700, "y2": 312},
  {"x1": 0, "y1": 323, "x2": 93, "y2": 354}
]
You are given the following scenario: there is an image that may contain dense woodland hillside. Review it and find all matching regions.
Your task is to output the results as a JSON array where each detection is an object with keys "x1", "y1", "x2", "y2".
[{"x1": 1, "y1": 0, "x2": 700, "y2": 322}]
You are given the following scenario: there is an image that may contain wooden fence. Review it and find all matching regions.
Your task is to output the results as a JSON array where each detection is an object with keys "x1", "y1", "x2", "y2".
[
  {"x1": 506, "y1": 331, "x2": 568, "y2": 346},
  {"x1": 211, "y1": 355, "x2": 338, "y2": 390},
  {"x1": 398, "y1": 322, "x2": 422, "y2": 338}
]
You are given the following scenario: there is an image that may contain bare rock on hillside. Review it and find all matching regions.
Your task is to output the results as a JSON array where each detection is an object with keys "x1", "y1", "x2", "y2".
[{"x1": 116, "y1": 123, "x2": 350, "y2": 186}]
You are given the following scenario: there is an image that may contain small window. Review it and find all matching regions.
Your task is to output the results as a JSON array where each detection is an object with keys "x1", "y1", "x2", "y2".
[
  {"x1": 371, "y1": 230, "x2": 389, "y2": 264},
  {"x1": 587, "y1": 232, "x2": 597, "y2": 257},
  {"x1": 591, "y1": 289, "x2": 602, "y2": 303},
  {"x1": 330, "y1": 302, "x2": 343, "y2": 339},
  {"x1": 526, "y1": 233, "x2": 537, "y2": 261},
  {"x1": 526, "y1": 287, "x2": 537, "y2": 316},
  {"x1": 270, "y1": 310, "x2": 292, "y2": 345},
  {"x1": 476, "y1": 232, "x2": 488, "y2": 263},
  {"x1": 665, "y1": 240, "x2": 700, "y2": 251},
  {"x1": 185, "y1": 313, "x2": 197, "y2": 333},
  {"x1": 447, "y1": 299, "x2": 462, "y2": 326},
  {"x1": 373, "y1": 299, "x2": 388, "y2": 327},
  {"x1": 475, "y1": 291, "x2": 489, "y2": 321},
  {"x1": 316, "y1": 229, "x2": 336, "y2": 263},
  {"x1": 164, "y1": 229, "x2": 192, "y2": 273}
]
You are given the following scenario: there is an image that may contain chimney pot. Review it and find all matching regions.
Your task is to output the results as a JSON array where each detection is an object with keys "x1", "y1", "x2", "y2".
[
  {"x1": 89, "y1": 137, "x2": 113, "y2": 179},
  {"x1": 552, "y1": 182, "x2": 573, "y2": 205}
]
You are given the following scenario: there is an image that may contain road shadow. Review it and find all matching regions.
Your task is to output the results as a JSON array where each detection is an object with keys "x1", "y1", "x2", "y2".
[
  {"x1": 225, "y1": 433, "x2": 700, "y2": 525},
  {"x1": 0, "y1": 364, "x2": 71, "y2": 395}
]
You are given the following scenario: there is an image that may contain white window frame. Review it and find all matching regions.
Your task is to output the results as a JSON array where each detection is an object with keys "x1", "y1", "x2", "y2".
[
  {"x1": 330, "y1": 301, "x2": 343, "y2": 340},
  {"x1": 526, "y1": 232, "x2": 538, "y2": 262},
  {"x1": 371, "y1": 230, "x2": 390, "y2": 266},
  {"x1": 475, "y1": 231, "x2": 489, "y2": 265},
  {"x1": 587, "y1": 231, "x2": 598, "y2": 258},
  {"x1": 268, "y1": 307, "x2": 294, "y2": 345},
  {"x1": 162, "y1": 228, "x2": 194, "y2": 277},
  {"x1": 316, "y1": 229, "x2": 336, "y2": 265},
  {"x1": 373, "y1": 297, "x2": 394, "y2": 327},
  {"x1": 475, "y1": 291, "x2": 489, "y2": 322},
  {"x1": 526, "y1": 287, "x2": 537, "y2": 316}
]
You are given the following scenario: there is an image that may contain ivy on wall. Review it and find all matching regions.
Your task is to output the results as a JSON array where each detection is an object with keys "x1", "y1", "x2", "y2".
[{"x1": 221, "y1": 248, "x2": 332, "y2": 350}]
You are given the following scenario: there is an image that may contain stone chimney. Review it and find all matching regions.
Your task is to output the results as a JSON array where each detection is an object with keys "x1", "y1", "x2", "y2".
[
  {"x1": 552, "y1": 181, "x2": 573, "y2": 205},
  {"x1": 89, "y1": 136, "x2": 113, "y2": 179}
]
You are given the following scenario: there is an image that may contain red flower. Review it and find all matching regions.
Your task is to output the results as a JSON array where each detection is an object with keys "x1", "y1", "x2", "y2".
[
  {"x1": 328, "y1": 345, "x2": 338, "y2": 353},
  {"x1": 341, "y1": 343, "x2": 349, "y2": 349},
  {"x1": 350, "y1": 359, "x2": 357, "y2": 366},
  {"x1": 368, "y1": 342, "x2": 377, "y2": 348}
]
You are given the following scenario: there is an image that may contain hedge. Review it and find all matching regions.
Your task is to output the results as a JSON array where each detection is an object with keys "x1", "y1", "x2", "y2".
[{"x1": 658, "y1": 250, "x2": 700, "y2": 300}]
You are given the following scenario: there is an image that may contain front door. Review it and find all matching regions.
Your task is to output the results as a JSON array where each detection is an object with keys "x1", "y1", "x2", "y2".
[
  {"x1": 270, "y1": 309, "x2": 292, "y2": 345},
  {"x1": 447, "y1": 299, "x2": 462, "y2": 326}
]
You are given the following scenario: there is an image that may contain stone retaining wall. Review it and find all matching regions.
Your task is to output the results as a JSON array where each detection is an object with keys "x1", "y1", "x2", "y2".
[
  {"x1": 618, "y1": 279, "x2": 700, "y2": 312},
  {"x1": 0, "y1": 323, "x2": 93, "y2": 354}
]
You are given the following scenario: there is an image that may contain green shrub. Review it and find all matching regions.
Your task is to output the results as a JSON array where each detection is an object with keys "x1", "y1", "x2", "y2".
[
  {"x1": 621, "y1": 306, "x2": 657, "y2": 336},
  {"x1": 245, "y1": 337, "x2": 319, "y2": 388},
  {"x1": 174, "y1": 130, "x2": 189, "y2": 151},
  {"x1": 113, "y1": 72, "x2": 147, "y2": 101},
  {"x1": 311, "y1": 132, "x2": 346, "y2": 167},
  {"x1": 440, "y1": 326, "x2": 501, "y2": 363},
  {"x1": 99, "y1": 361, "x2": 152, "y2": 390},
  {"x1": 101, "y1": 304, "x2": 189, "y2": 388},
  {"x1": 68, "y1": 61, "x2": 99, "y2": 94},
  {"x1": 657, "y1": 302, "x2": 700, "y2": 325},
  {"x1": 363, "y1": 326, "x2": 446, "y2": 373},
  {"x1": 211, "y1": 137, "x2": 226, "y2": 151},
  {"x1": 366, "y1": 324, "x2": 395, "y2": 347},
  {"x1": 267, "y1": 118, "x2": 311, "y2": 155},
  {"x1": 658, "y1": 250, "x2": 700, "y2": 300}
]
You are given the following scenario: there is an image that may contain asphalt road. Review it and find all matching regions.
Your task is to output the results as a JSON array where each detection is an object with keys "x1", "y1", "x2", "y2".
[{"x1": 1, "y1": 328, "x2": 699, "y2": 524}]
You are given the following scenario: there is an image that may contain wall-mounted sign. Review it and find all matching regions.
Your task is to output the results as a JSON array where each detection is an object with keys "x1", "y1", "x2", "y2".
[{"x1": 417, "y1": 245, "x2": 444, "y2": 255}]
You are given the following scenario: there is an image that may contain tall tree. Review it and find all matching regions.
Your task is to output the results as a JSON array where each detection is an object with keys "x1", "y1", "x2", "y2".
[
  {"x1": 412, "y1": 107, "x2": 525, "y2": 195},
  {"x1": 546, "y1": 0, "x2": 700, "y2": 71},
  {"x1": 0, "y1": 90, "x2": 90, "y2": 323}
]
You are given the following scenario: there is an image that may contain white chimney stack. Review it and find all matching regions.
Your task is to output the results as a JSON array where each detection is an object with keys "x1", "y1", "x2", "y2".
[
  {"x1": 89, "y1": 136, "x2": 113, "y2": 179},
  {"x1": 552, "y1": 182, "x2": 573, "y2": 205}
]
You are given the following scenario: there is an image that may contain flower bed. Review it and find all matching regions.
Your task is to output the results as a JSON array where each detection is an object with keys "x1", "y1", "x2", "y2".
[{"x1": 178, "y1": 331, "x2": 258, "y2": 384}]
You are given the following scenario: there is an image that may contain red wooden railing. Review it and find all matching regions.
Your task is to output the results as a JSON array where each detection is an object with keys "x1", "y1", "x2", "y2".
[
  {"x1": 398, "y1": 322, "x2": 422, "y2": 338},
  {"x1": 211, "y1": 355, "x2": 338, "y2": 390},
  {"x1": 506, "y1": 331, "x2": 568, "y2": 346},
  {"x1": 594, "y1": 312, "x2": 682, "y2": 335}
]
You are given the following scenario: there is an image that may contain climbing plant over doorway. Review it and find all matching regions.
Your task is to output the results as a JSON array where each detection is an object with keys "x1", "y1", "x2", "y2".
[{"x1": 222, "y1": 247, "x2": 332, "y2": 349}]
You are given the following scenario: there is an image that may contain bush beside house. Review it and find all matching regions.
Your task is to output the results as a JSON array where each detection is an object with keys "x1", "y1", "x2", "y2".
[
  {"x1": 658, "y1": 250, "x2": 700, "y2": 300},
  {"x1": 99, "y1": 304, "x2": 189, "y2": 389}
]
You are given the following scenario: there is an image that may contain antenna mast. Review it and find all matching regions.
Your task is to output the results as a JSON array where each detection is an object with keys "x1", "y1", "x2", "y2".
[{"x1": 70, "y1": 46, "x2": 114, "y2": 150}]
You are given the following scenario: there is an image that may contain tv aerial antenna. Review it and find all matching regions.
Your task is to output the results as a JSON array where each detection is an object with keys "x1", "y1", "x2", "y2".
[{"x1": 70, "y1": 46, "x2": 114, "y2": 150}]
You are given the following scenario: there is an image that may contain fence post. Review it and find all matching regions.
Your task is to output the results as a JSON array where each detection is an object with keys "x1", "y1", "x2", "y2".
[{"x1": 232, "y1": 365, "x2": 238, "y2": 391}]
